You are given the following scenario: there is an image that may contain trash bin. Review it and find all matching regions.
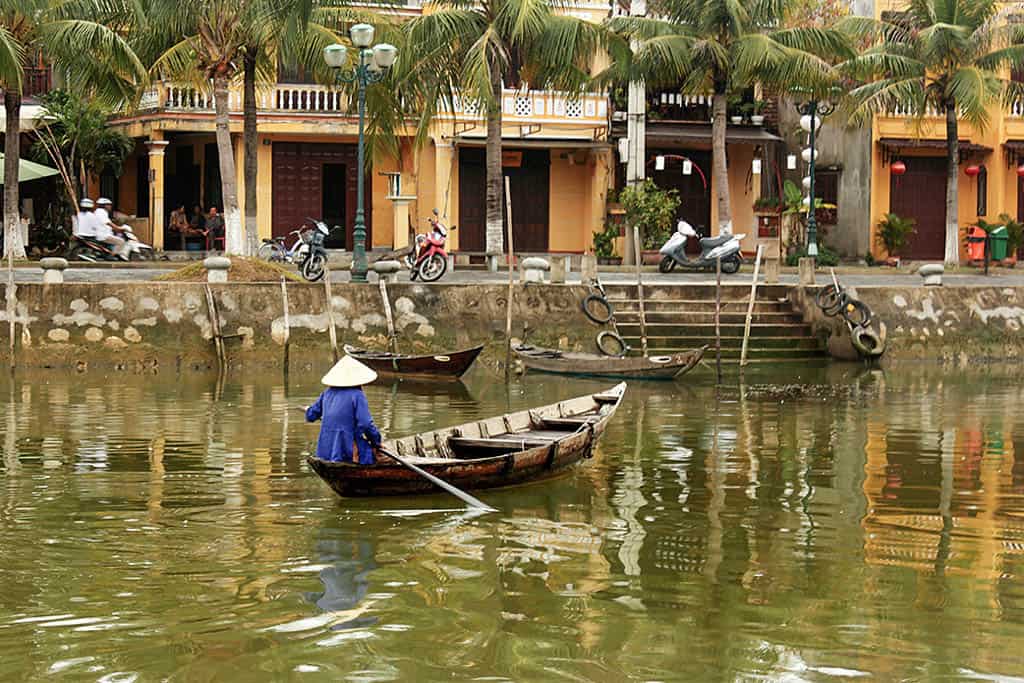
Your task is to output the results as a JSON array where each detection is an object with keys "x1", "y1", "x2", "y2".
[
  {"x1": 990, "y1": 226, "x2": 1008, "y2": 261},
  {"x1": 967, "y1": 225, "x2": 987, "y2": 261}
]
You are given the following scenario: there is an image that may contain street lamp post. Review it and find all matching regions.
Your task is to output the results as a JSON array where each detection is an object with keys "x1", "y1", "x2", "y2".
[
  {"x1": 324, "y1": 26, "x2": 397, "y2": 283},
  {"x1": 795, "y1": 96, "x2": 836, "y2": 260}
]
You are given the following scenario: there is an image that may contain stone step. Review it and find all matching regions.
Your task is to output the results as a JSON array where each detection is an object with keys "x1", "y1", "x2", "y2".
[
  {"x1": 607, "y1": 299, "x2": 793, "y2": 314},
  {"x1": 603, "y1": 284, "x2": 793, "y2": 300},
  {"x1": 616, "y1": 323, "x2": 813, "y2": 338},
  {"x1": 614, "y1": 311, "x2": 804, "y2": 325},
  {"x1": 621, "y1": 335, "x2": 823, "y2": 350}
]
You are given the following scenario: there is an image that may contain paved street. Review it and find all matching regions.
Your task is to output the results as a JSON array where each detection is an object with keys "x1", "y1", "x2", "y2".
[{"x1": 6, "y1": 261, "x2": 1024, "y2": 287}]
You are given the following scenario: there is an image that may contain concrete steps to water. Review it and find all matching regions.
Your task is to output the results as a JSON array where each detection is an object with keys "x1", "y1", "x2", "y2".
[{"x1": 601, "y1": 284, "x2": 825, "y2": 363}]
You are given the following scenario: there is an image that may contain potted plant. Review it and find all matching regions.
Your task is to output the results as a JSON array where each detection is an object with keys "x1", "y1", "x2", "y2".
[
  {"x1": 593, "y1": 224, "x2": 622, "y2": 265},
  {"x1": 751, "y1": 100, "x2": 766, "y2": 125},
  {"x1": 619, "y1": 179, "x2": 681, "y2": 264},
  {"x1": 753, "y1": 196, "x2": 783, "y2": 214},
  {"x1": 998, "y1": 213, "x2": 1023, "y2": 266},
  {"x1": 728, "y1": 95, "x2": 744, "y2": 125},
  {"x1": 874, "y1": 213, "x2": 916, "y2": 266},
  {"x1": 741, "y1": 102, "x2": 755, "y2": 123}
]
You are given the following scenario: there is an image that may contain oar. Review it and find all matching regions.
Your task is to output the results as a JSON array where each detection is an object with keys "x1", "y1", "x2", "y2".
[
  {"x1": 376, "y1": 446, "x2": 496, "y2": 513},
  {"x1": 297, "y1": 407, "x2": 496, "y2": 512}
]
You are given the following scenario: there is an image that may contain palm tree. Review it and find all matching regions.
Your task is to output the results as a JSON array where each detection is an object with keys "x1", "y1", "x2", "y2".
[
  {"x1": 407, "y1": 0, "x2": 601, "y2": 261},
  {"x1": 143, "y1": 0, "x2": 268, "y2": 256},
  {"x1": 841, "y1": 0, "x2": 1024, "y2": 266},
  {"x1": 0, "y1": 0, "x2": 143, "y2": 259},
  {"x1": 606, "y1": 0, "x2": 849, "y2": 236}
]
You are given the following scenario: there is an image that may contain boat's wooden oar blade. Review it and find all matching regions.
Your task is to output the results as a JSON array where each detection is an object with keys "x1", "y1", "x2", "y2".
[{"x1": 377, "y1": 446, "x2": 497, "y2": 513}]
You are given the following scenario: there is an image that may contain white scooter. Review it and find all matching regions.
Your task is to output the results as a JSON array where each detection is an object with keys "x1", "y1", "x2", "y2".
[
  {"x1": 658, "y1": 220, "x2": 744, "y2": 274},
  {"x1": 119, "y1": 224, "x2": 156, "y2": 261}
]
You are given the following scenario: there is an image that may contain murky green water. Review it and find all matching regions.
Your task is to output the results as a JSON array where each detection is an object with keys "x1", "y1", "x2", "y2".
[{"x1": 3, "y1": 364, "x2": 1024, "y2": 680}]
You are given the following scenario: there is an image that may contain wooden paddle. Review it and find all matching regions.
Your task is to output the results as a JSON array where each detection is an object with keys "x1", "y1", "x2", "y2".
[
  {"x1": 298, "y1": 407, "x2": 496, "y2": 512},
  {"x1": 375, "y1": 446, "x2": 496, "y2": 512}
]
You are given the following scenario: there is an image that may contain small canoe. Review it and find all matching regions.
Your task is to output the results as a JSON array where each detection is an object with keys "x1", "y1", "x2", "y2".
[
  {"x1": 307, "y1": 382, "x2": 626, "y2": 497},
  {"x1": 343, "y1": 343, "x2": 484, "y2": 379},
  {"x1": 513, "y1": 345, "x2": 706, "y2": 380}
]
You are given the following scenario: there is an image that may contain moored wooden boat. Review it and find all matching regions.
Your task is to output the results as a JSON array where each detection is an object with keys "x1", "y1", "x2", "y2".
[
  {"x1": 343, "y1": 343, "x2": 484, "y2": 379},
  {"x1": 513, "y1": 344, "x2": 706, "y2": 380},
  {"x1": 307, "y1": 382, "x2": 626, "y2": 497}
]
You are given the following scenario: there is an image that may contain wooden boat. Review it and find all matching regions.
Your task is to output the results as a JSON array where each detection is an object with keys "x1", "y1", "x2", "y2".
[
  {"x1": 343, "y1": 343, "x2": 484, "y2": 379},
  {"x1": 513, "y1": 344, "x2": 706, "y2": 380},
  {"x1": 307, "y1": 382, "x2": 626, "y2": 497}
]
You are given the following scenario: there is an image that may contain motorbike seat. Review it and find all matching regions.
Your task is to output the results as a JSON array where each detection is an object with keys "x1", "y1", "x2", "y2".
[{"x1": 699, "y1": 234, "x2": 732, "y2": 249}]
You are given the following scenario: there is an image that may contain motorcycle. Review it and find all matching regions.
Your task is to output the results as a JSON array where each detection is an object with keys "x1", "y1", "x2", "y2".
[
  {"x1": 405, "y1": 209, "x2": 455, "y2": 282},
  {"x1": 122, "y1": 224, "x2": 156, "y2": 261},
  {"x1": 300, "y1": 219, "x2": 331, "y2": 282},
  {"x1": 257, "y1": 218, "x2": 331, "y2": 282},
  {"x1": 658, "y1": 220, "x2": 744, "y2": 274},
  {"x1": 66, "y1": 235, "x2": 124, "y2": 262}
]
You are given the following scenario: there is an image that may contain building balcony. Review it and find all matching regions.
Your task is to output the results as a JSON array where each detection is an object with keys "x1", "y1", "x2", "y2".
[{"x1": 128, "y1": 81, "x2": 609, "y2": 139}]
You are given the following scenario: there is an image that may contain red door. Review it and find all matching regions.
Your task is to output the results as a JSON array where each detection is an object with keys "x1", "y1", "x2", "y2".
[
  {"x1": 458, "y1": 147, "x2": 550, "y2": 252},
  {"x1": 272, "y1": 142, "x2": 369, "y2": 245},
  {"x1": 890, "y1": 156, "x2": 946, "y2": 260}
]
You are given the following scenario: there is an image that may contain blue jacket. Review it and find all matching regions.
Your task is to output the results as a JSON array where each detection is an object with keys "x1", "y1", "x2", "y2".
[{"x1": 306, "y1": 387, "x2": 382, "y2": 464}]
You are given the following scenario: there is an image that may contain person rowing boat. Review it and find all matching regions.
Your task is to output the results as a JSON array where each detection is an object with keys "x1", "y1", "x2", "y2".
[{"x1": 305, "y1": 356, "x2": 382, "y2": 464}]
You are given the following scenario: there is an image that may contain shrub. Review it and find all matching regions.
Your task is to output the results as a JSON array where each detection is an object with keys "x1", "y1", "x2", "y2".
[
  {"x1": 785, "y1": 244, "x2": 839, "y2": 267},
  {"x1": 874, "y1": 213, "x2": 916, "y2": 256},
  {"x1": 619, "y1": 179, "x2": 680, "y2": 249},
  {"x1": 592, "y1": 225, "x2": 619, "y2": 258},
  {"x1": 998, "y1": 214, "x2": 1024, "y2": 255}
]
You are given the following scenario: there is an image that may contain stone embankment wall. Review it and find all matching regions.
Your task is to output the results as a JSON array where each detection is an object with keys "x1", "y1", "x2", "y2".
[
  {"x1": 0, "y1": 282, "x2": 603, "y2": 372},
  {"x1": 790, "y1": 285, "x2": 1024, "y2": 363}
]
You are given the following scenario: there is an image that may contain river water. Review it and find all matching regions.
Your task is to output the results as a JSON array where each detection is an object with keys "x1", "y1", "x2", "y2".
[{"x1": 2, "y1": 364, "x2": 1024, "y2": 681}]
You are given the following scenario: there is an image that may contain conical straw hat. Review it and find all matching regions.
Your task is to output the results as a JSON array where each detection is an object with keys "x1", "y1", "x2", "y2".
[{"x1": 321, "y1": 355, "x2": 378, "y2": 387}]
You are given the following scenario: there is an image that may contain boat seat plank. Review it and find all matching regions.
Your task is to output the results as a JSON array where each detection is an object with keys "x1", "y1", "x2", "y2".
[
  {"x1": 449, "y1": 436, "x2": 552, "y2": 450},
  {"x1": 539, "y1": 416, "x2": 601, "y2": 430}
]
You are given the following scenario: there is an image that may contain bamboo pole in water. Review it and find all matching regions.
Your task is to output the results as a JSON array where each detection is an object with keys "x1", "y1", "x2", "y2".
[
  {"x1": 204, "y1": 284, "x2": 226, "y2": 371},
  {"x1": 715, "y1": 256, "x2": 722, "y2": 382},
  {"x1": 324, "y1": 269, "x2": 339, "y2": 362},
  {"x1": 739, "y1": 244, "x2": 764, "y2": 368},
  {"x1": 280, "y1": 277, "x2": 291, "y2": 377},
  {"x1": 504, "y1": 175, "x2": 515, "y2": 381},
  {"x1": 632, "y1": 225, "x2": 648, "y2": 356},
  {"x1": 379, "y1": 278, "x2": 399, "y2": 355}
]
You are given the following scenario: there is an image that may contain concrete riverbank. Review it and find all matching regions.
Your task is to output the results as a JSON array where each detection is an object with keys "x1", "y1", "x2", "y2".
[{"x1": 2, "y1": 281, "x2": 1024, "y2": 370}]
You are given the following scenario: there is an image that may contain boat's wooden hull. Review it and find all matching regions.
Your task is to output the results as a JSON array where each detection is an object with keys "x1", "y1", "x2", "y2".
[
  {"x1": 514, "y1": 345, "x2": 705, "y2": 380},
  {"x1": 343, "y1": 344, "x2": 483, "y2": 379},
  {"x1": 307, "y1": 383, "x2": 626, "y2": 497}
]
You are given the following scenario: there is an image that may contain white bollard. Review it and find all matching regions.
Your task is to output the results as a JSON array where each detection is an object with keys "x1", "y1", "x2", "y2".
[
  {"x1": 204, "y1": 256, "x2": 231, "y2": 283},
  {"x1": 372, "y1": 259, "x2": 402, "y2": 283},
  {"x1": 918, "y1": 263, "x2": 944, "y2": 287},
  {"x1": 521, "y1": 256, "x2": 550, "y2": 283},
  {"x1": 40, "y1": 257, "x2": 68, "y2": 284}
]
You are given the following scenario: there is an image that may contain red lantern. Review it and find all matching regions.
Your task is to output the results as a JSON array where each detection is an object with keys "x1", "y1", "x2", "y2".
[
  {"x1": 1016, "y1": 165, "x2": 1024, "y2": 178},
  {"x1": 891, "y1": 160, "x2": 907, "y2": 175},
  {"x1": 965, "y1": 164, "x2": 981, "y2": 177}
]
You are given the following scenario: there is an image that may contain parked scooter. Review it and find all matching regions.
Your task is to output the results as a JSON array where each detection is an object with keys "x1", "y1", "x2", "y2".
[
  {"x1": 405, "y1": 209, "x2": 455, "y2": 282},
  {"x1": 658, "y1": 220, "x2": 744, "y2": 274}
]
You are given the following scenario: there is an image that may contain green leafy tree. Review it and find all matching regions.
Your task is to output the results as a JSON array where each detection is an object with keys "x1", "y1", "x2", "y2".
[
  {"x1": 407, "y1": 0, "x2": 602, "y2": 259},
  {"x1": 606, "y1": 0, "x2": 849, "y2": 236},
  {"x1": 0, "y1": 0, "x2": 144, "y2": 259},
  {"x1": 841, "y1": 0, "x2": 1024, "y2": 266}
]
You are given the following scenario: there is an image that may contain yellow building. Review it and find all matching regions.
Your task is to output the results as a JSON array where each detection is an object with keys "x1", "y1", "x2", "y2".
[
  {"x1": 868, "y1": 2, "x2": 1024, "y2": 261},
  {"x1": 104, "y1": 3, "x2": 620, "y2": 257}
]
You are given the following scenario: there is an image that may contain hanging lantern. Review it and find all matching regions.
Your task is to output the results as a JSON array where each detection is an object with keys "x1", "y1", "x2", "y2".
[
  {"x1": 682, "y1": 159, "x2": 693, "y2": 175},
  {"x1": 965, "y1": 164, "x2": 982, "y2": 177},
  {"x1": 799, "y1": 114, "x2": 822, "y2": 133},
  {"x1": 752, "y1": 158, "x2": 762, "y2": 175},
  {"x1": 786, "y1": 154, "x2": 797, "y2": 170},
  {"x1": 891, "y1": 160, "x2": 907, "y2": 176},
  {"x1": 1016, "y1": 165, "x2": 1024, "y2": 179}
]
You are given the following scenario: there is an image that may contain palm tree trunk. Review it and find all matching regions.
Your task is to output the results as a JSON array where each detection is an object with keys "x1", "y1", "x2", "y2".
[
  {"x1": 944, "y1": 101, "x2": 960, "y2": 266},
  {"x1": 212, "y1": 75, "x2": 243, "y2": 255},
  {"x1": 484, "y1": 60, "x2": 504, "y2": 266},
  {"x1": 3, "y1": 92, "x2": 25, "y2": 260},
  {"x1": 711, "y1": 92, "x2": 732, "y2": 234},
  {"x1": 243, "y1": 53, "x2": 259, "y2": 257}
]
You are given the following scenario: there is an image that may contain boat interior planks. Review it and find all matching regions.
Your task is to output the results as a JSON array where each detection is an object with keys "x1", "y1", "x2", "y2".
[{"x1": 307, "y1": 383, "x2": 626, "y2": 497}]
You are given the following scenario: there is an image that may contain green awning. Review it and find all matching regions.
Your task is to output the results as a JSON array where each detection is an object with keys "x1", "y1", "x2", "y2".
[{"x1": 0, "y1": 154, "x2": 60, "y2": 185}]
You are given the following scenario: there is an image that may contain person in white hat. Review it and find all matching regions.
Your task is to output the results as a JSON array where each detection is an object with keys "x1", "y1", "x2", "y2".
[{"x1": 305, "y1": 355, "x2": 382, "y2": 464}]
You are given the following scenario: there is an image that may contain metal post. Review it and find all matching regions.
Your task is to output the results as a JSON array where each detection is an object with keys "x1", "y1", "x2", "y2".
[
  {"x1": 351, "y1": 56, "x2": 369, "y2": 283},
  {"x1": 806, "y1": 100, "x2": 819, "y2": 259}
]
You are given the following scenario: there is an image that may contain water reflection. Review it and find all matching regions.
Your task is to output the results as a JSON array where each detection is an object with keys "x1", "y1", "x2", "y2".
[{"x1": 1, "y1": 366, "x2": 1024, "y2": 679}]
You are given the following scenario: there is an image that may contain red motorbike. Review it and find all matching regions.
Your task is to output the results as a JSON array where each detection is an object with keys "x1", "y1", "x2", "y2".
[{"x1": 405, "y1": 209, "x2": 455, "y2": 282}]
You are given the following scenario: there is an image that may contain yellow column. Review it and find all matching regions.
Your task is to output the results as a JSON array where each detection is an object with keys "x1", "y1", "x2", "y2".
[
  {"x1": 434, "y1": 140, "x2": 457, "y2": 250},
  {"x1": 146, "y1": 137, "x2": 169, "y2": 251},
  {"x1": 390, "y1": 198, "x2": 414, "y2": 249},
  {"x1": 257, "y1": 138, "x2": 273, "y2": 240}
]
